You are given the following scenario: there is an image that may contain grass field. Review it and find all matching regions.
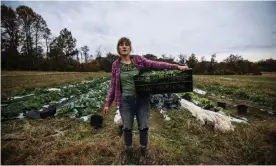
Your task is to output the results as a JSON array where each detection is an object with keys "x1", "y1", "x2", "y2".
[
  {"x1": 194, "y1": 74, "x2": 276, "y2": 109},
  {"x1": 1, "y1": 71, "x2": 109, "y2": 99},
  {"x1": 1, "y1": 71, "x2": 276, "y2": 164}
]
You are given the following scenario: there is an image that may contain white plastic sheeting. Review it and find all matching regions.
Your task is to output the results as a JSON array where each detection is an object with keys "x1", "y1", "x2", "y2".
[
  {"x1": 61, "y1": 84, "x2": 77, "y2": 89},
  {"x1": 230, "y1": 117, "x2": 248, "y2": 124},
  {"x1": 159, "y1": 109, "x2": 171, "y2": 121},
  {"x1": 16, "y1": 113, "x2": 24, "y2": 119},
  {"x1": 42, "y1": 105, "x2": 49, "y2": 108},
  {"x1": 59, "y1": 98, "x2": 68, "y2": 103},
  {"x1": 260, "y1": 108, "x2": 275, "y2": 115},
  {"x1": 180, "y1": 99, "x2": 235, "y2": 133},
  {"x1": 193, "y1": 88, "x2": 207, "y2": 96},
  {"x1": 216, "y1": 111, "x2": 248, "y2": 125},
  {"x1": 81, "y1": 80, "x2": 93, "y2": 83},
  {"x1": 79, "y1": 115, "x2": 90, "y2": 122},
  {"x1": 164, "y1": 114, "x2": 171, "y2": 121},
  {"x1": 8, "y1": 94, "x2": 34, "y2": 100},
  {"x1": 192, "y1": 100, "x2": 200, "y2": 105},
  {"x1": 268, "y1": 111, "x2": 274, "y2": 115},
  {"x1": 47, "y1": 88, "x2": 61, "y2": 92}
]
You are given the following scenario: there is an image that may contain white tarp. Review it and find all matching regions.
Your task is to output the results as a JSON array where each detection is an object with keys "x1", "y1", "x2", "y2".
[
  {"x1": 79, "y1": 115, "x2": 90, "y2": 122},
  {"x1": 164, "y1": 114, "x2": 171, "y2": 121},
  {"x1": 180, "y1": 98, "x2": 235, "y2": 133},
  {"x1": 42, "y1": 105, "x2": 49, "y2": 108},
  {"x1": 59, "y1": 98, "x2": 68, "y2": 103},
  {"x1": 159, "y1": 109, "x2": 171, "y2": 121},
  {"x1": 16, "y1": 113, "x2": 24, "y2": 119},
  {"x1": 8, "y1": 94, "x2": 34, "y2": 100},
  {"x1": 230, "y1": 117, "x2": 248, "y2": 124},
  {"x1": 193, "y1": 88, "x2": 207, "y2": 95},
  {"x1": 47, "y1": 88, "x2": 61, "y2": 92}
]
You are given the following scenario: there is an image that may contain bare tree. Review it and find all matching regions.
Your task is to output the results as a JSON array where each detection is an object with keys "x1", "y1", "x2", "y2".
[
  {"x1": 81, "y1": 45, "x2": 89, "y2": 63},
  {"x1": 178, "y1": 54, "x2": 187, "y2": 65},
  {"x1": 43, "y1": 27, "x2": 51, "y2": 58}
]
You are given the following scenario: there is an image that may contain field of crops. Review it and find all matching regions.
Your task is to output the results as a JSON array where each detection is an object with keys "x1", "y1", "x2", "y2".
[
  {"x1": 1, "y1": 71, "x2": 276, "y2": 165},
  {"x1": 1, "y1": 76, "x2": 110, "y2": 119}
]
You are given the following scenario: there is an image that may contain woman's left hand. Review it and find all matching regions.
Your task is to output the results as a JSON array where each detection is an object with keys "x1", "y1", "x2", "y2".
[{"x1": 178, "y1": 65, "x2": 189, "y2": 70}]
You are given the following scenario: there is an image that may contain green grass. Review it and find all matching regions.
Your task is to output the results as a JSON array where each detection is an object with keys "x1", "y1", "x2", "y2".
[
  {"x1": 1, "y1": 71, "x2": 109, "y2": 99},
  {"x1": 215, "y1": 75, "x2": 276, "y2": 83},
  {"x1": 150, "y1": 109, "x2": 276, "y2": 164},
  {"x1": 194, "y1": 75, "x2": 276, "y2": 109},
  {"x1": 2, "y1": 107, "x2": 275, "y2": 165}
]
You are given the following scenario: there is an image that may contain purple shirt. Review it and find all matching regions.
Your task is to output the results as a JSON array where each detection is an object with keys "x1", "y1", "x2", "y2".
[{"x1": 104, "y1": 55, "x2": 179, "y2": 107}]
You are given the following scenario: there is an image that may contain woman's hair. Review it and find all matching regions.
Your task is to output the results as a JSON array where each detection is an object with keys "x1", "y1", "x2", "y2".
[{"x1": 117, "y1": 37, "x2": 132, "y2": 55}]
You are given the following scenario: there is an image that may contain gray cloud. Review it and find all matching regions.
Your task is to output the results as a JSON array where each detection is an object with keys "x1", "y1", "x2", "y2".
[{"x1": 3, "y1": 1, "x2": 276, "y2": 62}]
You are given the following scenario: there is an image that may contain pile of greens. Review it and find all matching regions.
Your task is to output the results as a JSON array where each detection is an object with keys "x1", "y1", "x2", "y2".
[
  {"x1": 139, "y1": 70, "x2": 183, "y2": 77},
  {"x1": 135, "y1": 70, "x2": 191, "y2": 84}
]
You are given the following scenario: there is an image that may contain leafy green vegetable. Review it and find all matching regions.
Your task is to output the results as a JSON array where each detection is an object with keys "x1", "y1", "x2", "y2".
[
  {"x1": 1, "y1": 77, "x2": 110, "y2": 118},
  {"x1": 56, "y1": 80, "x2": 110, "y2": 118},
  {"x1": 135, "y1": 70, "x2": 192, "y2": 84},
  {"x1": 179, "y1": 92, "x2": 231, "y2": 116}
]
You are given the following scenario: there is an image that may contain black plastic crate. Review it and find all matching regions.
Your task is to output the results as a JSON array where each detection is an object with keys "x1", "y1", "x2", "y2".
[{"x1": 134, "y1": 69, "x2": 193, "y2": 94}]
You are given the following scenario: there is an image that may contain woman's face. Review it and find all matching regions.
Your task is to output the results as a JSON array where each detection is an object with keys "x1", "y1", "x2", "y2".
[{"x1": 118, "y1": 42, "x2": 131, "y2": 56}]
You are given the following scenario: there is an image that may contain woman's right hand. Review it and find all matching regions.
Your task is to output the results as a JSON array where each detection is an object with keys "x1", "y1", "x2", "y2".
[
  {"x1": 103, "y1": 106, "x2": 110, "y2": 115},
  {"x1": 178, "y1": 65, "x2": 189, "y2": 71}
]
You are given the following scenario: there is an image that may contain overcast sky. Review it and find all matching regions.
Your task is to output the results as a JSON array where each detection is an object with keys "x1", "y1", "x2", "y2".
[{"x1": 3, "y1": 1, "x2": 276, "y2": 62}]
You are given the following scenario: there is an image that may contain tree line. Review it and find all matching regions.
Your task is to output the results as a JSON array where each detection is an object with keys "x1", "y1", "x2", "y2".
[
  {"x1": 1, "y1": 4, "x2": 275, "y2": 74},
  {"x1": 1, "y1": 4, "x2": 115, "y2": 72},
  {"x1": 146, "y1": 54, "x2": 275, "y2": 75}
]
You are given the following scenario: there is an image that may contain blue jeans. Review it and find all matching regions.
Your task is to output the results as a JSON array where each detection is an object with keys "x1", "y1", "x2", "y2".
[{"x1": 119, "y1": 94, "x2": 150, "y2": 149}]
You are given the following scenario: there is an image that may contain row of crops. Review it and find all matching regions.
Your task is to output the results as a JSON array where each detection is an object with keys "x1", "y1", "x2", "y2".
[
  {"x1": 1, "y1": 70, "x2": 194, "y2": 120},
  {"x1": 1, "y1": 76, "x2": 110, "y2": 119},
  {"x1": 3, "y1": 69, "x2": 270, "y2": 122},
  {"x1": 56, "y1": 80, "x2": 110, "y2": 118},
  {"x1": 1, "y1": 70, "x2": 193, "y2": 120}
]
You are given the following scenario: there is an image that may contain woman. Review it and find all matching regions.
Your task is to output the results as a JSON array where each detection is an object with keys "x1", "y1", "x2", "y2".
[{"x1": 103, "y1": 37, "x2": 188, "y2": 163}]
